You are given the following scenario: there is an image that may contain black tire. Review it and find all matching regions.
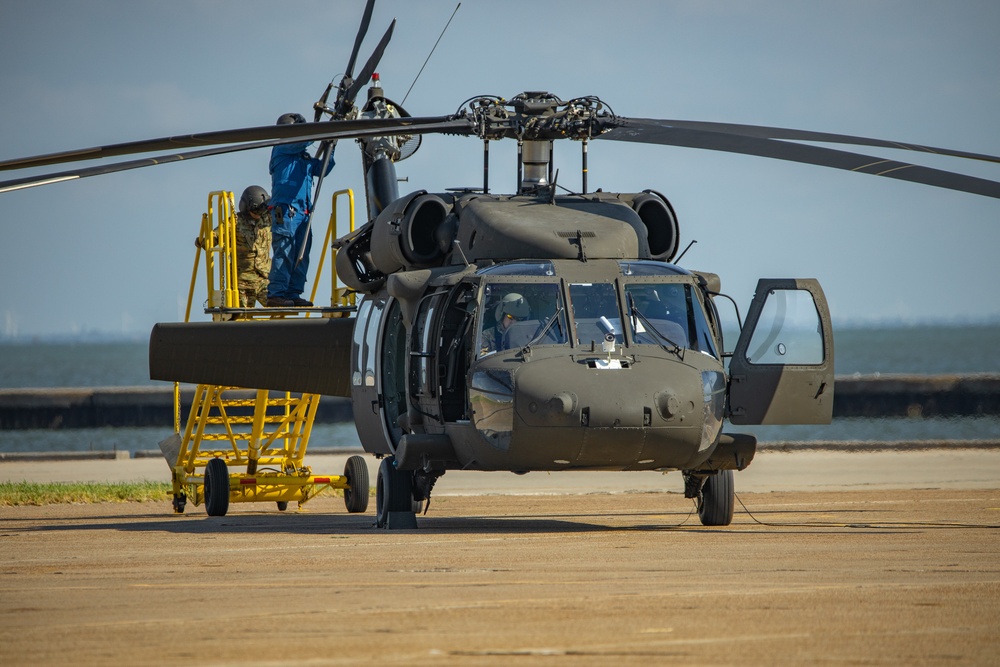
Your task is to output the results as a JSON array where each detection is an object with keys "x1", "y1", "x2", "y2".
[
  {"x1": 276, "y1": 501, "x2": 288, "y2": 512},
  {"x1": 698, "y1": 469, "x2": 734, "y2": 526},
  {"x1": 343, "y1": 455, "x2": 370, "y2": 514},
  {"x1": 375, "y1": 456, "x2": 413, "y2": 527},
  {"x1": 204, "y1": 457, "x2": 230, "y2": 517}
]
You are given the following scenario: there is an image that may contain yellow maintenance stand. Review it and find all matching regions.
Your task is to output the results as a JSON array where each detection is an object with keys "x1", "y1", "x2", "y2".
[{"x1": 164, "y1": 189, "x2": 365, "y2": 517}]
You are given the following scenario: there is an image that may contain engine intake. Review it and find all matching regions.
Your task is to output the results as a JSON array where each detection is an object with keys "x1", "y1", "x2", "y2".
[
  {"x1": 371, "y1": 192, "x2": 455, "y2": 274},
  {"x1": 631, "y1": 190, "x2": 679, "y2": 262}
]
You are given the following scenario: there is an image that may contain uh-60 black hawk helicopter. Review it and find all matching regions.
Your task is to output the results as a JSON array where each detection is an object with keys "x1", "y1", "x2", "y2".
[{"x1": 3, "y1": 1, "x2": 999, "y2": 529}]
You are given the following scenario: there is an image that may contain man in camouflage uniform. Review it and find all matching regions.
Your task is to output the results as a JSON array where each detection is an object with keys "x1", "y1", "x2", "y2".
[
  {"x1": 231, "y1": 185, "x2": 273, "y2": 307},
  {"x1": 196, "y1": 185, "x2": 272, "y2": 308}
]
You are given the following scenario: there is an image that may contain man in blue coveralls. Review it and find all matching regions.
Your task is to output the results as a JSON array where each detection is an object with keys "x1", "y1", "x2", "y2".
[{"x1": 266, "y1": 112, "x2": 336, "y2": 307}]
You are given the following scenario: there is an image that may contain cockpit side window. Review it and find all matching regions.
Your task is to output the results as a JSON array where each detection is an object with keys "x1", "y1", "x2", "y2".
[{"x1": 477, "y1": 281, "x2": 568, "y2": 357}]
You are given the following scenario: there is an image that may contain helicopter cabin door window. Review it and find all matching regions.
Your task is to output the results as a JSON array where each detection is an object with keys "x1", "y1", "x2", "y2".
[
  {"x1": 349, "y1": 295, "x2": 394, "y2": 456},
  {"x1": 728, "y1": 279, "x2": 835, "y2": 425},
  {"x1": 351, "y1": 298, "x2": 374, "y2": 389},
  {"x1": 410, "y1": 292, "x2": 444, "y2": 399}
]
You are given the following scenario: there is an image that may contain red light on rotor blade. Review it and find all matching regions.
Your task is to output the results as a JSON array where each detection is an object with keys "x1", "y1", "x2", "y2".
[{"x1": 372, "y1": 73, "x2": 379, "y2": 83}]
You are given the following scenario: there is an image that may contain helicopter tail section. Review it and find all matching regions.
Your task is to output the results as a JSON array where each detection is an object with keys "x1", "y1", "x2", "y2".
[{"x1": 149, "y1": 318, "x2": 355, "y2": 398}]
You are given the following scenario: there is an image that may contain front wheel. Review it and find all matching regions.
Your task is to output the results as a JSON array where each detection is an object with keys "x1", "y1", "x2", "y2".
[{"x1": 698, "y1": 469, "x2": 734, "y2": 526}]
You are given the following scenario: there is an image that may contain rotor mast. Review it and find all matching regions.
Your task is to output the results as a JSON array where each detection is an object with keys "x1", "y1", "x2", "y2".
[{"x1": 464, "y1": 92, "x2": 615, "y2": 196}]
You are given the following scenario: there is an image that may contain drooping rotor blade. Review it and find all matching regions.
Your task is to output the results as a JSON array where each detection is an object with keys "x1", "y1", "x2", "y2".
[
  {"x1": 0, "y1": 117, "x2": 473, "y2": 194},
  {"x1": 646, "y1": 119, "x2": 1000, "y2": 165},
  {"x1": 600, "y1": 118, "x2": 1000, "y2": 200},
  {"x1": 345, "y1": 0, "x2": 377, "y2": 79},
  {"x1": 149, "y1": 319, "x2": 355, "y2": 398},
  {"x1": 337, "y1": 19, "x2": 396, "y2": 116},
  {"x1": 315, "y1": 0, "x2": 377, "y2": 122},
  {"x1": 0, "y1": 115, "x2": 466, "y2": 173}
]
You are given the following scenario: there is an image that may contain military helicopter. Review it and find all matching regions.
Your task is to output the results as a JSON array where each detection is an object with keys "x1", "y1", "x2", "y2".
[{"x1": 3, "y1": 1, "x2": 999, "y2": 529}]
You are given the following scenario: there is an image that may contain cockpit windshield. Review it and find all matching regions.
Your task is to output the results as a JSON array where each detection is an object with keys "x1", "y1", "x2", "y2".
[
  {"x1": 568, "y1": 282, "x2": 624, "y2": 346},
  {"x1": 623, "y1": 282, "x2": 719, "y2": 357},
  {"x1": 478, "y1": 282, "x2": 568, "y2": 357}
]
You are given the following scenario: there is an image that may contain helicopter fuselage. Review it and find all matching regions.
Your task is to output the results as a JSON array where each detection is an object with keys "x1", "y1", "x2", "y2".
[{"x1": 344, "y1": 191, "x2": 833, "y2": 480}]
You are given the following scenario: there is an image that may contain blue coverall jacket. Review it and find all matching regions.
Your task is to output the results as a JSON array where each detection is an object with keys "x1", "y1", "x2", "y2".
[{"x1": 268, "y1": 141, "x2": 336, "y2": 236}]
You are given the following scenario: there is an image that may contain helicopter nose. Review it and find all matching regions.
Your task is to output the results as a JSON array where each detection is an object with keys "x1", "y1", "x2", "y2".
[{"x1": 515, "y1": 361, "x2": 699, "y2": 429}]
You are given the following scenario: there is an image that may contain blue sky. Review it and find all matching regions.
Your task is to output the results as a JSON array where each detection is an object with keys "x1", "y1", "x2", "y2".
[{"x1": 1, "y1": 0, "x2": 998, "y2": 338}]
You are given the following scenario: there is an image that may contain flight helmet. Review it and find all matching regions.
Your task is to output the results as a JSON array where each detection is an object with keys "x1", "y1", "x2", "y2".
[
  {"x1": 239, "y1": 185, "x2": 270, "y2": 215},
  {"x1": 276, "y1": 112, "x2": 307, "y2": 125},
  {"x1": 495, "y1": 293, "x2": 531, "y2": 322}
]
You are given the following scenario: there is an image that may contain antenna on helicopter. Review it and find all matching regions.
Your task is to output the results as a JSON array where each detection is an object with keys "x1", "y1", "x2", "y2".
[
  {"x1": 674, "y1": 239, "x2": 698, "y2": 264},
  {"x1": 402, "y1": 3, "x2": 461, "y2": 106}
]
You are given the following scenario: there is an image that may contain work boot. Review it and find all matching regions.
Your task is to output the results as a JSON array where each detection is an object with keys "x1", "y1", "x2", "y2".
[
  {"x1": 292, "y1": 297, "x2": 313, "y2": 307},
  {"x1": 267, "y1": 296, "x2": 294, "y2": 307}
]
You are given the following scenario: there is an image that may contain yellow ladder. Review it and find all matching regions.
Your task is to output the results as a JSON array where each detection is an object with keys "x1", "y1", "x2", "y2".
[{"x1": 164, "y1": 189, "x2": 365, "y2": 516}]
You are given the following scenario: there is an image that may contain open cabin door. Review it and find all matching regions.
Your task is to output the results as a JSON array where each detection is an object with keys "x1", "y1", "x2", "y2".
[{"x1": 728, "y1": 278, "x2": 834, "y2": 425}]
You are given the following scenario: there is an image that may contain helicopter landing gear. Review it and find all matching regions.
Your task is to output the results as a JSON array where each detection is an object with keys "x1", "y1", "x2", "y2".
[
  {"x1": 375, "y1": 457, "x2": 417, "y2": 529},
  {"x1": 694, "y1": 469, "x2": 735, "y2": 526}
]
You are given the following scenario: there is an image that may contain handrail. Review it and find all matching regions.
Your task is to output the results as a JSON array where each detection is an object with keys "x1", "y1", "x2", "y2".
[{"x1": 308, "y1": 188, "x2": 356, "y2": 312}]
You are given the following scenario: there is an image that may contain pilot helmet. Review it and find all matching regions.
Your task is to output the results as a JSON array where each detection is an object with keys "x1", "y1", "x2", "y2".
[
  {"x1": 495, "y1": 293, "x2": 530, "y2": 322},
  {"x1": 276, "y1": 112, "x2": 306, "y2": 125},
  {"x1": 239, "y1": 185, "x2": 270, "y2": 215}
]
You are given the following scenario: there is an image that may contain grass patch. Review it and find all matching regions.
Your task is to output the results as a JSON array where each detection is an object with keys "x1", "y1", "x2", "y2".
[
  {"x1": 0, "y1": 482, "x2": 375, "y2": 506},
  {"x1": 0, "y1": 481, "x2": 172, "y2": 506}
]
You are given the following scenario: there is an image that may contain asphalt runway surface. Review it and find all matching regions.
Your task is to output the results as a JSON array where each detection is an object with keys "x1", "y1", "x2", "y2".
[{"x1": 2, "y1": 451, "x2": 999, "y2": 666}]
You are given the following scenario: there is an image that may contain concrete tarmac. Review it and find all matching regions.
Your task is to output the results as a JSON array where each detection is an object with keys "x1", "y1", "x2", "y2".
[
  {"x1": 1, "y1": 450, "x2": 999, "y2": 666},
  {"x1": 3, "y1": 448, "x2": 1000, "y2": 492}
]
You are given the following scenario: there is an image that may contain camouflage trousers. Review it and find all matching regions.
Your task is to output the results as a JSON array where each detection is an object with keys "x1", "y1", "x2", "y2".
[{"x1": 237, "y1": 275, "x2": 269, "y2": 308}]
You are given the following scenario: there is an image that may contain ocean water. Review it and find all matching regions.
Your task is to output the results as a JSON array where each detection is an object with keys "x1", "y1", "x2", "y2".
[{"x1": 1, "y1": 323, "x2": 998, "y2": 452}]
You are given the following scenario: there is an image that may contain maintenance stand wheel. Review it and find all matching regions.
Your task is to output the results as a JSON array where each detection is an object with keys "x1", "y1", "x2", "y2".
[
  {"x1": 276, "y1": 501, "x2": 288, "y2": 512},
  {"x1": 343, "y1": 455, "x2": 370, "y2": 514},
  {"x1": 204, "y1": 457, "x2": 230, "y2": 517},
  {"x1": 698, "y1": 469, "x2": 734, "y2": 526},
  {"x1": 172, "y1": 492, "x2": 187, "y2": 514},
  {"x1": 375, "y1": 456, "x2": 414, "y2": 528}
]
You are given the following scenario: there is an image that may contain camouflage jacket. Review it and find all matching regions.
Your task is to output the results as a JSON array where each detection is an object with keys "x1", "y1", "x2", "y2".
[{"x1": 232, "y1": 209, "x2": 272, "y2": 281}]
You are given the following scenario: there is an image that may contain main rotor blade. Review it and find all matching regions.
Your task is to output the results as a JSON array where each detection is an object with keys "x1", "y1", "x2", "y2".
[
  {"x1": 0, "y1": 117, "x2": 472, "y2": 194},
  {"x1": 647, "y1": 119, "x2": 1000, "y2": 165},
  {"x1": 0, "y1": 115, "x2": 464, "y2": 173},
  {"x1": 149, "y1": 319, "x2": 355, "y2": 398},
  {"x1": 345, "y1": 0, "x2": 377, "y2": 79},
  {"x1": 339, "y1": 19, "x2": 395, "y2": 115},
  {"x1": 601, "y1": 118, "x2": 1000, "y2": 200}
]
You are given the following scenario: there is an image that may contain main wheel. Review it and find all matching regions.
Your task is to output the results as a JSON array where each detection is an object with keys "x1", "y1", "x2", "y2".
[
  {"x1": 698, "y1": 469, "x2": 734, "y2": 526},
  {"x1": 204, "y1": 457, "x2": 230, "y2": 517},
  {"x1": 343, "y1": 455, "x2": 370, "y2": 514},
  {"x1": 375, "y1": 457, "x2": 413, "y2": 527}
]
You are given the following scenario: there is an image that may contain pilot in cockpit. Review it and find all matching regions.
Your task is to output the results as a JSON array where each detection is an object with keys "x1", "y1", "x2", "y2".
[{"x1": 480, "y1": 292, "x2": 531, "y2": 355}]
